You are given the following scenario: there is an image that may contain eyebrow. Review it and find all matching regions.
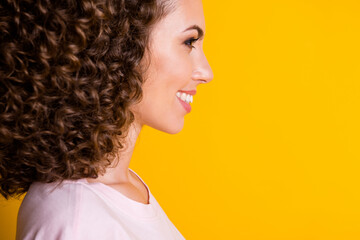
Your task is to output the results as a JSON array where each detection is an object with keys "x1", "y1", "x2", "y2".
[{"x1": 183, "y1": 25, "x2": 204, "y2": 39}]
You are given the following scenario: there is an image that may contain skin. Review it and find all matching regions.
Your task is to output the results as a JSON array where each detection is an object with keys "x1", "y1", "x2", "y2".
[{"x1": 86, "y1": 0, "x2": 213, "y2": 204}]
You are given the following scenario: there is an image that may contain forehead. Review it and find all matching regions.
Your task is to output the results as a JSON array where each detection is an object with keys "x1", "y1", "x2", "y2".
[{"x1": 154, "y1": 0, "x2": 205, "y2": 35}]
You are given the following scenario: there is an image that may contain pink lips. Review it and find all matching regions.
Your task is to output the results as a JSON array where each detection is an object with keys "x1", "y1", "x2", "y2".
[
  {"x1": 178, "y1": 90, "x2": 197, "y2": 96},
  {"x1": 177, "y1": 97, "x2": 191, "y2": 113},
  {"x1": 176, "y1": 89, "x2": 196, "y2": 113}
]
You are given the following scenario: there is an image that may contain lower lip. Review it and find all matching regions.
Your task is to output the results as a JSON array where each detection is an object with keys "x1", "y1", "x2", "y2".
[{"x1": 177, "y1": 97, "x2": 191, "y2": 113}]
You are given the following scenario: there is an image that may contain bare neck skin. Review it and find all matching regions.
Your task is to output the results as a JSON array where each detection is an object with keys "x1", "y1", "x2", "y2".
[{"x1": 86, "y1": 122, "x2": 142, "y2": 184}]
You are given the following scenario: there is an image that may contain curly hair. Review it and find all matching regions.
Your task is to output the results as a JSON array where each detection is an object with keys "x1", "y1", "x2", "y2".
[{"x1": 0, "y1": 0, "x2": 174, "y2": 199}]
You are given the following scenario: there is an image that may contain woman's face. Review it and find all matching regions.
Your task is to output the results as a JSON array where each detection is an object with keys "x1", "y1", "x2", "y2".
[{"x1": 132, "y1": 0, "x2": 213, "y2": 134}]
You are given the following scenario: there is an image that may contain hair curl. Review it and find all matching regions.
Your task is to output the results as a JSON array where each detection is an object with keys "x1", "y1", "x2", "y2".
[{"x1": 0, "y1": 0, "x2": 174, "y2": 199}]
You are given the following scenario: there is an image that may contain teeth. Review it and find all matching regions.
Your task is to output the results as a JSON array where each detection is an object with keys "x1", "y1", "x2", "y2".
[
  {"x1": 181, "y1": 92, "x2": 187, "y2": 101},
  {"x1": 176, "y1": 91, "x2": 194, "y2": 104}
]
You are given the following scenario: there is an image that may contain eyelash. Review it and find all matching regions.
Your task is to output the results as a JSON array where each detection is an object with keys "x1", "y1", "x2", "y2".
[{"x1": 184, "y1": 37, "x2": 199, "y2": 49}]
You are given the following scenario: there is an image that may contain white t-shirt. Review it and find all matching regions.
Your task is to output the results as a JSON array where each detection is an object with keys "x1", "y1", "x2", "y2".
[{"x1": 16, "y1": 169, "x2": 186, "y2": 240}]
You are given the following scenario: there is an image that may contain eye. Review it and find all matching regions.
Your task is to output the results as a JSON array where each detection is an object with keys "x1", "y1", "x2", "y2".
[{"x1": 184, "y1": 37, "x2": 199, "y2": 49}]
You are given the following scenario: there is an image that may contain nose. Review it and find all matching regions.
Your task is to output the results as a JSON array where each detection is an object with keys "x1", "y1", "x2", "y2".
[{"x1": 191, "y1": 52, "x2": 214, "y2": 84}]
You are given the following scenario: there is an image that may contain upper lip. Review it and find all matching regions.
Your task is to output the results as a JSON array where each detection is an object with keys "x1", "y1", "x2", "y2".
[{"x1": 177, "y1": 90, "x2": 197, "y2": 96}]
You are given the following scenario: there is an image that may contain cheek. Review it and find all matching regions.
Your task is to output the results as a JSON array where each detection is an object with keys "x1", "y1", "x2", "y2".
[
  {"x1": 155, "y1": 49, "x2": 193, "y2": 88},
  {"x1": 154, "y1": 54, "x2": 193, "y2": 110}
]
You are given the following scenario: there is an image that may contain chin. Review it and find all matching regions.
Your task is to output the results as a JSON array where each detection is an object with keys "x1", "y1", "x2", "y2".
[{"x1": 149, "y1": 118, "x2": 184, "y2": 134}]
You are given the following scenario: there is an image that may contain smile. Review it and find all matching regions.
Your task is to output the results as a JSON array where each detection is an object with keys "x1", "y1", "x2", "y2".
[
  {"x1": 176, "y1": 90, "x2": 196, "y2": 113},
  {"x1": 176, "y1": 92, "x2": 193, "y2": 104}
]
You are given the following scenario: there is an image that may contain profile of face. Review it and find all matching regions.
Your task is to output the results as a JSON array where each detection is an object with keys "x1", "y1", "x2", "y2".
[{"x1": 131, "y1": 0, "x2": 213, "y2": 134}]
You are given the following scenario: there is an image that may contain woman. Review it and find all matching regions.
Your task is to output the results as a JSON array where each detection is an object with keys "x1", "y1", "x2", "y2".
[{"x1": 0, "y1": 0, "x2": 213, "y2": 239}]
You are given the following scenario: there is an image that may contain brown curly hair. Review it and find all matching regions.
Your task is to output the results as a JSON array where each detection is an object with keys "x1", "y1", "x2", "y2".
[{"x1": 0, "y1": 0, "x2": 174, "y2": 199}]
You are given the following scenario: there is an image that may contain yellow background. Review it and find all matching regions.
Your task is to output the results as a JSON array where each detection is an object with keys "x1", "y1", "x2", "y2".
[{"x1": 1, "y1": 0, "x2": 360, "y2": 239}]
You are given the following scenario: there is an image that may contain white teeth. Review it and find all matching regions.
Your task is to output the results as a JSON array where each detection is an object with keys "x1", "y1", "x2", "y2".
[
  {"x1": 176, "y1": 91, "x2": 194, "y2": 104},
  {"x1": 180, "y1": 93, "x2": 187, "y2": 101}
]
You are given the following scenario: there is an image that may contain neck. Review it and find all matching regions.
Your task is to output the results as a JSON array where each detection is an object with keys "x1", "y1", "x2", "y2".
[{"x1": 87, "y1": 122, "x2": 142, "y2": 184}]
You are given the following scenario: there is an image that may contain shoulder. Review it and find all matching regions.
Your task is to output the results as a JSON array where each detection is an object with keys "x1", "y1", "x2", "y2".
[
  {"x1": 17, "y1": 180, "x2": 133, "y2": 240},
  {"x1": 16, "y1": 180, "x2": 105, "y2": 240}
]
